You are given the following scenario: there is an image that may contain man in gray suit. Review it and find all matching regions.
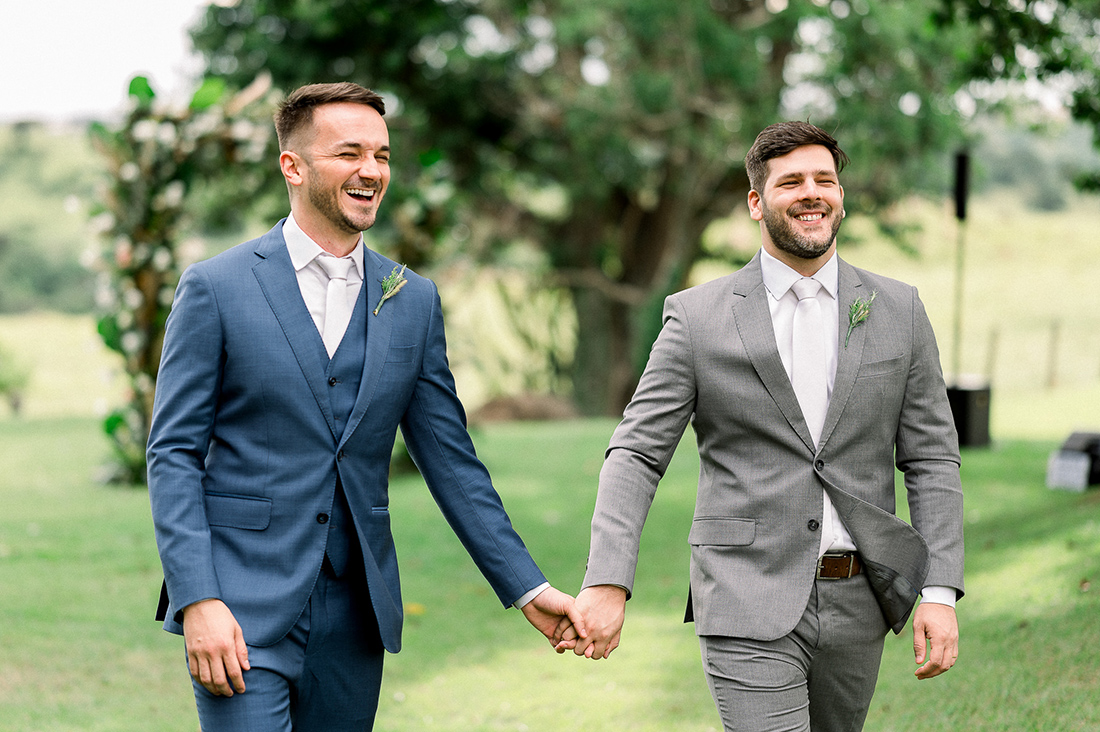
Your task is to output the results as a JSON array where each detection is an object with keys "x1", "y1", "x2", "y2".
[{"x1": 562, "y1": 122, "x2": 964, "y2": 731}]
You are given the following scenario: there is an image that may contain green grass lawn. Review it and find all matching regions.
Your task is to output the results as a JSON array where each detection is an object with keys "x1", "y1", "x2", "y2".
[{"x1": 1, "y1": 416, "x2": 1097, "y2": 731}]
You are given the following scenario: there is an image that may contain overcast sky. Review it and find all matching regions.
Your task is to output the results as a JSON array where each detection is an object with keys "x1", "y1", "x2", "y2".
[{"x1": 2, "y1": 0, "x2": 211, "y2": 123}]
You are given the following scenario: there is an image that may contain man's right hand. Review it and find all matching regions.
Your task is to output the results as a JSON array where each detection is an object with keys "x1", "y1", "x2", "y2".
[
  {"x1": 182, "y1": 599, "x2": 250, "y2": 696},
  {"x1": 558, "y1": 585, "x2": 627, "y2": 660}
]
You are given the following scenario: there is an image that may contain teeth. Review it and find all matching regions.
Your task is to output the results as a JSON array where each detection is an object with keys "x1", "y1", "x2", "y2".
[
  {"x1": 346, "y1": 188, "x2": 375, "y2": 198},
  {"x1": 796, "y1": 213, "x2": 823, "y2": 221}
]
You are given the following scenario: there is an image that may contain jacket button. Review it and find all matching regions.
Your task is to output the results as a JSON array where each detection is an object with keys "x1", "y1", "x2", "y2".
[
  {"x1": 316, "y1": 513, "x2": 329, "y2": 524},
  {"x1": 807, "y1": 519, "x2": 821, "y2": 531},
  {"x1": 814, "y1": 459, "x2": 825, "y2": 471},
  {"x1": 337, "y1": 450, "x2": 346, "y2": 461},
  {"x1": 328, "y1": 377, "x2": 339, "y2": 387}
]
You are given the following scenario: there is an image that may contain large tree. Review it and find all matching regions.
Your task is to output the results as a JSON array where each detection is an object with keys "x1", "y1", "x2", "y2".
[{"x1": 189, "y1": 0, "x2": 1099, "y2": 414}]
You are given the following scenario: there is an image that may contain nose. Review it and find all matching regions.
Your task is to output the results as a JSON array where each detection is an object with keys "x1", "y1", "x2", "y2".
[
  {"x1": 798, "y1": 180, "x2": 822, "y2": 200},
  {"x1": 358, "y1": 155, "x2": 382, "y2": 181}
]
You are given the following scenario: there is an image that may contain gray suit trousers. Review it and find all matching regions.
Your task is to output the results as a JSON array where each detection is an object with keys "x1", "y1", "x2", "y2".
[{"x1": 699, "y1": 574, "x2": 888, "y2": 732}]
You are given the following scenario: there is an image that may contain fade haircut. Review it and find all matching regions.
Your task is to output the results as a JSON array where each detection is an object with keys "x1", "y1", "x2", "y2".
[
  {"x1": 744, "y1": 121, "x2": 850, "y2": 193},
  {"x1": 274, "y1": 82, "x2": 387, "y2": 151}
]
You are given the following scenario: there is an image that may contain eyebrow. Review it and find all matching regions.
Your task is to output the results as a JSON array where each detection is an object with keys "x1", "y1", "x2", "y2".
[
  {"x1": 775, "y1": 169, "x2": 837, "y2": 182},
  {"x1": 333, "y1": 141, "x2": 391, "y2": 154}
]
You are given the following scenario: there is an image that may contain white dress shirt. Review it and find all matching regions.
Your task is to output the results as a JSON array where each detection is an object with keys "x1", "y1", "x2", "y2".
[
  {"x1": 760, "y1": 248, "x2": 857, "y2": 556},
  {"x1": 281, "y1": 214, "x2": 550, "y2": 609},
  {"x1": 759, "y1": 248, "x2": 955, "y2": 608},
  {"x1": 282, "y1": 214, "x2": 365, "y2": 338}
]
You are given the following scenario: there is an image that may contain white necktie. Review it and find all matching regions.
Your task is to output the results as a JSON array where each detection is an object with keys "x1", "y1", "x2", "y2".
[
  {"x1": 317, "y1": 255, "x2": 355, "y2": 358},
  {"x1": 790, "y1": 278, "x2": 828, "y2": 446},
  {"x1": 791, "y1": 277, "x2": 845, "y2": 557}
]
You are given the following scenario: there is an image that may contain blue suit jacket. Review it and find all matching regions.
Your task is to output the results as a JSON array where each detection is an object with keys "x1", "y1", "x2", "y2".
[{"x1": 148, "y1": 222, "x2": 546, "y2": 652}]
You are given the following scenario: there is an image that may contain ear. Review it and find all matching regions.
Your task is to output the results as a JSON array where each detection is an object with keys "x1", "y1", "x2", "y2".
[
  {"x1": 748, "y1": 189, "x2": 764, "y2": 222},
  {"x1": 280, "y1": 151, "x2": 305, "y2": 188}
]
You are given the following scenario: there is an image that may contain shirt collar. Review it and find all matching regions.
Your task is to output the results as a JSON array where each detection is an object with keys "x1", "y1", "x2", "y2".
[
  {"x1": 282, "y1": 213, "x2": 365, "y2": 278},
  {"x1": 760, "y1": 247, "x2": 838, "y2": 302}
]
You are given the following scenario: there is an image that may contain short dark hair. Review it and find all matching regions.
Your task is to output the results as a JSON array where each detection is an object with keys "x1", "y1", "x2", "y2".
[
  {"x1": 274, "y1": 82, "x2": 386, "y2": 150},
  {"x1": 744, "y1": 121, "x2": 849, "y2": 192}
]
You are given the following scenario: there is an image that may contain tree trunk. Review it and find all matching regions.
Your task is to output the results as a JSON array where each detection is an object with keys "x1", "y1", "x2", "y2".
[{"x1": 570, "y1": 286, "x2": 638, "y2": 417}]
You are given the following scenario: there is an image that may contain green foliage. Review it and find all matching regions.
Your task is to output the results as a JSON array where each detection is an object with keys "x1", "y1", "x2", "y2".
[
  {"x1": 187, "y1": 0, "x2": 1100, "y2": 414},
  {"x1": 87, "y1": 75, "x2": 280, "y2": 484}
]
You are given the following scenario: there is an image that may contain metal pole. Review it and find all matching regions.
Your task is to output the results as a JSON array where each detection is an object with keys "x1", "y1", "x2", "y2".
[{"x1": 952, "y1": 151, "x2": 969, "y2": 384}]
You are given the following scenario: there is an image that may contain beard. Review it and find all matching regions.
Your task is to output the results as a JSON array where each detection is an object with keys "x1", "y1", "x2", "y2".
[
  {"x1": 760, "y1": 198, "x2": 842, "y2": 260},
  {"x1": 305, "y1": 170, "x2": 381, "y2": 235}
]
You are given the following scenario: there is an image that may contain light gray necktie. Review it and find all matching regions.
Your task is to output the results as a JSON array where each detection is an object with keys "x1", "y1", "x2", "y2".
[
  {"x1": 317, "y1": 255, "x2": 355, "y2": 358},
  {"x1": 791, "y1": 277, "x2": 828, "y2": 446},
  {"x1": 791, "y1": 277, "x2": 841, "y2": 556}
]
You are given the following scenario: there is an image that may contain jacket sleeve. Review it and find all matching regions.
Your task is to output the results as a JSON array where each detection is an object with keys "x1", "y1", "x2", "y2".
[
  {"x1": 398, "y1": 282, "x2": 547, "y2": 607},
  {"x1": 894, "y1": 289, "x2": 965, "y2": 598},
  {"x1": 146, "y1": 263, "x2": 225, "y2": 618},
  {"x1": 582, "y1": 294, "x2": 697, "y2": 596}
]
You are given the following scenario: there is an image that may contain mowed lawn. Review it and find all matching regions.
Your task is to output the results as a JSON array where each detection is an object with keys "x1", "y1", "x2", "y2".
[{"x1": 0, "y1": 415, "x2": 1097, "y2": 731}]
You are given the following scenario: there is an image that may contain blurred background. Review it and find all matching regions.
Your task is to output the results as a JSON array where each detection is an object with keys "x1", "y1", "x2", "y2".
[
  {"x1": 1, "y1": 1, "x2": 1099, "y2": 729},
  {"x1": 2, "y1": 0, "x2": 1100, "y2": 457}
]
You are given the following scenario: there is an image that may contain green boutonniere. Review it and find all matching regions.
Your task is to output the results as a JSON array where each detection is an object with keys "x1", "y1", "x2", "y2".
[
  {"x1": 373, "y1": 264, "x2": 407, "y2": 316},
  {"x1": 845, "y1": 290, "x2": 877, "y2": 347}
]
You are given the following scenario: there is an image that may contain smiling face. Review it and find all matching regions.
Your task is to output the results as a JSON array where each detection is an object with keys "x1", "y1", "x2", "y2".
[
  {"x1": 748, "y1": 144, "x2": 845, "y2": 274},
  {"x1": 280, "y1": 102, "x2": 391, "y2": 255}
]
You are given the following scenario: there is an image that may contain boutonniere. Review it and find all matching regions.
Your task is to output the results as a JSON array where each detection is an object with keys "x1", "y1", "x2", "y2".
[
  {"x1": 373, "y1": 264, "x2": 408, "y2": 316},
  {"x1": 845, "y1": 290, "x2": 877, "y2": 347}
]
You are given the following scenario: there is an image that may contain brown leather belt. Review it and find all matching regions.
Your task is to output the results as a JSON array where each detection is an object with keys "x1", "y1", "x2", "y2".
[{"x1": 817, "y1": 552, "x2": 862, "y2": 580}]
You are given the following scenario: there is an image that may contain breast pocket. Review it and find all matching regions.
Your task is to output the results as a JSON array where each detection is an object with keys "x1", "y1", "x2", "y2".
[
  {"x1": 386, "y1": 345, "x2": 417, "y2": 364},
  {"x1": 856, "y1": 354, "x2": 906, "y2": 379}
]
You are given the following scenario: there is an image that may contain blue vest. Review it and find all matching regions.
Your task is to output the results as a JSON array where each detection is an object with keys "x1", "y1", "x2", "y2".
[{"x1": 322, "y1": 293, "x2": 367, "y2": 576}]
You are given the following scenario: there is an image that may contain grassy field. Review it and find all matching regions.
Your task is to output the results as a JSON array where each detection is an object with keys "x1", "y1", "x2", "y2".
[
  {"x1": 1, "y1": 416, "x2": 1098, "y2": 731},
  {"x1": 1, "y1": 188, "x2": 1098, "y2": 729}
]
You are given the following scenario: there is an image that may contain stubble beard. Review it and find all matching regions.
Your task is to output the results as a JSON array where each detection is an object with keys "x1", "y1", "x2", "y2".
[
  {"x1": 760, "y1": 198, "x2": 842, "y2": 260},
  {"x1": 307, "y1": 175, "x2": 379, "y2": 235}
]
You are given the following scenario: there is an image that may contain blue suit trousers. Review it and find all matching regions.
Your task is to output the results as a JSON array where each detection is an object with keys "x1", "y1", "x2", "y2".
[{"x1": 192, "y1": 558, "x2": 384, "y2": 731}]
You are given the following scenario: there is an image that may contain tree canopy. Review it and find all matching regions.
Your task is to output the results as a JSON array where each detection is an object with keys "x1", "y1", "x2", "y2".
[{"x1": 188, "y1": 0, "x2": 1100, "y2": 413}]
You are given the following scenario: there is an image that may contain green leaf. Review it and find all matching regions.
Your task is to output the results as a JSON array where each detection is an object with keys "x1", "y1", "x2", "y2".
[
  {"x1": 190, "y1": 77, "x2": 228, "y2": 111},
  {"x1": 127, "y1": 76, "x2": 156, "y2": 108}
]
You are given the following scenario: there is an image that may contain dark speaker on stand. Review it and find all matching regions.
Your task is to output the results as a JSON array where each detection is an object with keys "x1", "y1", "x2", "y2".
[{"x1": 946, "y1": 150, "x2": 991, "y2": 447}]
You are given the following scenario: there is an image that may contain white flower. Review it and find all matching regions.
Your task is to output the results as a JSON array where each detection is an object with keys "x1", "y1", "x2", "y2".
[
  {"x1": 132, "y1": 120, "x2": 158, "y2": 141},
  {"x1": 121, "y1": 331, "x2": 143, "y2": 354},
  {"x1": 123, "y1": 287, "x2": 145, "y2": 309},
  {"x1": 119, "y1": 162, "x2": 140, "y2": 182}
]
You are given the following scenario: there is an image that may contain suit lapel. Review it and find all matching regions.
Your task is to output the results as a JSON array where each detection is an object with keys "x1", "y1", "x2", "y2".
[
  {"x1": 730, "y1": 255, "x2": 818, "y2": 452},
  {"x1": 250, "y1": 225, "x2": 339, "y2": 438},
  {"x1": 340, "y1": 250, "x2": 393, "y2": 449},
  {"x1": 819, "y1": 259, "x2": 867, "y2": 447}
]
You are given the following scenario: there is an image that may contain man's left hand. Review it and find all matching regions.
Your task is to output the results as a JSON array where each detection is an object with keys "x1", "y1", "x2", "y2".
[
  {"x1": 913, "y1": 602, "x2": 959, "y2": 679},
  {"x1": 520, "y1": 586, "x2": 587, "y2": 647}
]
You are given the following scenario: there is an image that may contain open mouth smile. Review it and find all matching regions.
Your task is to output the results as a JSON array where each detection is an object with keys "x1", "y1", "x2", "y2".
[{"x1": 345, "y1": 187, "x2": 377, "y2": 202}]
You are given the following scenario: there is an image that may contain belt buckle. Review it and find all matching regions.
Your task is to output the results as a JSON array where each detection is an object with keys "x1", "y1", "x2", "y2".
[{"x1": 817, "y1": 553, "x2": 855, "y2": 580}]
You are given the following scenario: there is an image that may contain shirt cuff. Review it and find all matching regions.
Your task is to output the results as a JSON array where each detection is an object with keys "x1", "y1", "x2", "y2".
[
  {"x1": 513, "y1": 582, "x2": 551, "y2": 609},
  {"x1": 920, "y1": 585, "x2": 957, "y2": 608}
]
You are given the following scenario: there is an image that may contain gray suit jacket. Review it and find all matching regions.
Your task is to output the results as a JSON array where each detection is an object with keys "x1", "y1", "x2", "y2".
[{"x1": 582, "y1": 253, "x2": 964, "y2": 637}]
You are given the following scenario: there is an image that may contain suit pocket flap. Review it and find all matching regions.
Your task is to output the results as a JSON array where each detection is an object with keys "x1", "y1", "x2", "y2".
[
  {"x1": 204, "y1": 492, "x2": 272, "y2": 530},
  {"x1": 688, "y1": 517, "x2": 756, "y2": 546}
]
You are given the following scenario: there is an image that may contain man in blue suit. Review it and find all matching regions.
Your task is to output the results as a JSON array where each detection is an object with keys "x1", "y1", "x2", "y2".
[{"x1": 148, "y1": 81, "x2": 584, "y2": 731}]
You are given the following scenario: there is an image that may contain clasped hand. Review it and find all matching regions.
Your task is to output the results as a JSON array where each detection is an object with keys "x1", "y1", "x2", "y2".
[{"x1": 552, "y1": 585, "x2": 627, "y2": 660}]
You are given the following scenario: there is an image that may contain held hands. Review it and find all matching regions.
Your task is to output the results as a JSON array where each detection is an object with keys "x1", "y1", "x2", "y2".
[
  {"x1": 912, "y1": 601, "x2": 959, "y2": 679},
  {"x1": 182, "y1": 598, "x2": 250, "y2": 697},
  {"x1": 520, "y1": 586, "x2": 588, "y2": 648},
  {"x1": 553, "y1": 585, "x2": 627, "y2": 660}
]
